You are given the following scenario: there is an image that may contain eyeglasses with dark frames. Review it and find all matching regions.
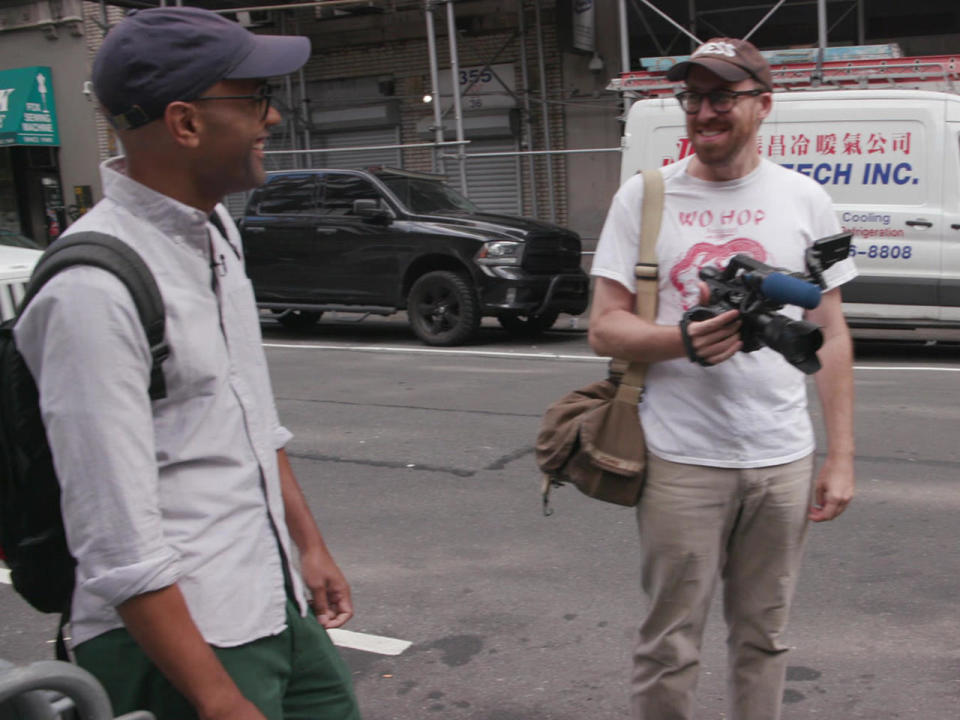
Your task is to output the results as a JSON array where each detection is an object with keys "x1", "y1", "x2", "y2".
[
  {"x1": 190, "y1": 84, "x2": 275, "y2": 121},
  {"x1": 675, "y1": 88, "x2": 766, "y2": 114}
]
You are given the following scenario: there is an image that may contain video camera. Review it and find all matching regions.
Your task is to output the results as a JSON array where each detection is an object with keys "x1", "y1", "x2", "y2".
[{"x1": 682, "y1": 232, "x2": 852, "y2": 374}]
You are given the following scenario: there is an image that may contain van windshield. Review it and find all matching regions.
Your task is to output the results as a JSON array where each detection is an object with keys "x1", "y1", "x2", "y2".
[{"x1": 378, "y1": 175, "x2": 481, "y2": 215}]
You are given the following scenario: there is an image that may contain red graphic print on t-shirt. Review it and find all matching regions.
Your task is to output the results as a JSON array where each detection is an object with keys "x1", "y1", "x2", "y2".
[{"x1": 670, "y1": 238, "x2": 768, "y2": 310}]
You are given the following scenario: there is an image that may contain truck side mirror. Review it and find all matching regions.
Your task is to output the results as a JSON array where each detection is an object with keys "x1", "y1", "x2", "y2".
[{"x1": 353, "y1": 199, "x2": 391, "y2": 224}]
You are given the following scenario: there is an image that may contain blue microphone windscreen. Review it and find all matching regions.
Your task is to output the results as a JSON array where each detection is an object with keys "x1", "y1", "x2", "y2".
[{"x1": 761, "y1": 273, "x2": 821, "y2": 309}]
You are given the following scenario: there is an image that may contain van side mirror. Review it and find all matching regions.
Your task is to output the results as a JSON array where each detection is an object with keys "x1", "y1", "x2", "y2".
[{"x1": 353, "y1": 199, "x2": 391, "y2": 224}]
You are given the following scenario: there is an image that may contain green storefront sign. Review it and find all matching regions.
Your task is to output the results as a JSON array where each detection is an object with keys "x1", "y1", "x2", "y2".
[{"x1": 0, "y1": 66, "x2": 60, "y2": 147}]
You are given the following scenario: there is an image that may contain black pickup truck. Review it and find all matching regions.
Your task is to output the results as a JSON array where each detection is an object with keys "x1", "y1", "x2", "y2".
[{"x1": 237, "y1": 167, "x2": 589, "y2": 345}]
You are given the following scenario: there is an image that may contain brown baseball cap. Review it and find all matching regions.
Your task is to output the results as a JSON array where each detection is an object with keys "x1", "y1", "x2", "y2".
[{"x1": 666, "y1": 38, "x2": 773, "y2": 91}]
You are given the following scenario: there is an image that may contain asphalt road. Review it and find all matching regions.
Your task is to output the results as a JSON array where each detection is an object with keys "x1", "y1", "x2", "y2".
[{"x1": 2, "y1": 314, "x2": 959, "y2": 719}]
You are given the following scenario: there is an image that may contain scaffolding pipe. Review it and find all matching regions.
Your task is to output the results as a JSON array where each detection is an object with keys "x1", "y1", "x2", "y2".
[
  {"x1": 279, "y1": 14, "x2": 299, "y2": 169},
  {"x1": 744, "y1": 0, "x2": 788, "y2": 42},
  {"x1": 215, "y1": 0, "x2": 387, "y2": 14},
  {"x1": 618, "y1": 0, "x2": 632, "y2": 118},
  {"x1": 444, "y1": 0, "x2": 468, "y2": 195},
  {"x1": 263, "y1": 139, "x2": 469, "y2": 157},
  {"x1": 635, "y1": 0, "x2": 701, "y2": 45},
  {"x1": 295, "y1": 15, "x2": 311, "y2": 168},
  {"x1": 533, "y1": 0, "x2": 556, "y2": 223},
  {"x1": 444, "y1": 147, "x2": 621, "y2": 158},
  {"x1": 424, "y1": 3, "x2": 446, "y2": 174},
  {"x1": 517, "y1": 1, "x2": 539, "y2": 217},
  {"x1": 815, "y1": 0, "x2": 827, "y2": 83}
]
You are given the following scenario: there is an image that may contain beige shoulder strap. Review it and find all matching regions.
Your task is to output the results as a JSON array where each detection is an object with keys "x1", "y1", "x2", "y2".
[{"x1": 618, "y1": 169, "x2": 663, "y2": 396}]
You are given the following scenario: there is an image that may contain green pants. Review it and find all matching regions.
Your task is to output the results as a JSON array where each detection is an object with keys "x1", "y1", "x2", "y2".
[{"x1": 74, "y1": 599, "x2": 360, "y2": 720}]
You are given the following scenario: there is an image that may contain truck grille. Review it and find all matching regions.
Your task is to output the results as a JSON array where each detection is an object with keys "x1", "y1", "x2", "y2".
[
  {"x1": 0, "y1": 280, "x2": 27, "y2": 322},
  {"x1": 522, "y1": 233, "x2": 582, "y2": 275}
]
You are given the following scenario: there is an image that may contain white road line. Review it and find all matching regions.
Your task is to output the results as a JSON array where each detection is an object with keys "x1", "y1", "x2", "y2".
[
  {"x1": 0, "y1": 568, "x2": 10, "y2": 585},
  {"x1": 852, "y1": 365, "x2": 960, "y2": 372},
  {"x1": 263, "y1": 342, "x2": 605, "y2": 362},
  {"x1": 263, "y1": 341, "x2": 960, "y2": 372},
  {"x1": 327, "y1": 628, "x2": 412, "y2": 656}
]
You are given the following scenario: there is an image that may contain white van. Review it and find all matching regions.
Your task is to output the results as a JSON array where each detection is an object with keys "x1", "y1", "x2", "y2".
[
  {"x1": 620, "y1": 88, "x2": 960, "y2": 330},
  {"x1": 0, "y1": 245, "x2": 42, "y2": 322}
]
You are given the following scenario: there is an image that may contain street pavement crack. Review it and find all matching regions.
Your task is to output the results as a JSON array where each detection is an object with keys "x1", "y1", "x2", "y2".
[
  {"x1": 286, "y1": 450, "x2": 475, "y2": 478},
  {"x1": 276, "y1": 396, "x2": 541, "y2": 419},
  {"x1": 485, "y1": 446, "x2": 536, "y2": 471}
]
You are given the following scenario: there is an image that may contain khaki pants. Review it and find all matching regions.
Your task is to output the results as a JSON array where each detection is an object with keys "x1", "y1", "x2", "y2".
[{"x1": 631, "y1": 452, "x2": 815, "y2": 720}]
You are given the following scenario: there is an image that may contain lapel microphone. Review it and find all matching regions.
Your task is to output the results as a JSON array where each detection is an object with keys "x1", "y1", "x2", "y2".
[{"x1": 211, "y1": 252, "x2": 227, "y2": 276}]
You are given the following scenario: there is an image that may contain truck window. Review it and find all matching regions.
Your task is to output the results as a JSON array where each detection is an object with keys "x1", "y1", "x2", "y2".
[
  {"x1": 319, "y1": 175, "x2": 381, "y2": 217},
  {"x1": 378, "y1": 175, "x2": 480, "y2": 214},
  {"x1": 254, "y1": 174, "x2": 318, "y2": 215}
]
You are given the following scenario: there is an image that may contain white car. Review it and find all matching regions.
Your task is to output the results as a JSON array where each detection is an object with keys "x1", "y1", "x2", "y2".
[{"x1": 0, "y1": 244, "x2": 42, "y2": 323}]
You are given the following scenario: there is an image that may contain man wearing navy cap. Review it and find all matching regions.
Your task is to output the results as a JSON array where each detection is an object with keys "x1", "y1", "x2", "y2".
[
  {"x1": 589, "y1": 38, "x2": 856, "y2": 719},
  {"x1": 15, "y1": 7, "x2": 360, "y2": 719}
]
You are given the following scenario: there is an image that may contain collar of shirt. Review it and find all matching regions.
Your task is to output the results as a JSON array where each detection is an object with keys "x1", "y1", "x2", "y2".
[{"x1": 101, "y1": 157, "x2": 242, "y2": 259}]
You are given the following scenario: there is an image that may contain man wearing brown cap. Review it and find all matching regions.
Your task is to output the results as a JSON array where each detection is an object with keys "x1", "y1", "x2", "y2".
[
  {"x1": 589, "y1": 38, "x2": 856, "y2": 719},
  {"x1": 14, "y1": 7, "x2": 359, "y2": 719}
]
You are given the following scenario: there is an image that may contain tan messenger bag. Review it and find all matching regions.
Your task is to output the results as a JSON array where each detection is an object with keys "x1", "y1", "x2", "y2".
[{"x1": 535, "y1": 169, "x2": 663, "y2": 513}]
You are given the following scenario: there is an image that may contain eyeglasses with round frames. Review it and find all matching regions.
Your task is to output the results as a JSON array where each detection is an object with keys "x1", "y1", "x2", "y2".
[
  {"x1": 190, "y1": 84, "x2": 275, "y2": 121},
  {"x1": 675, "y1": 88, "x2": 765, "y2": 114}
]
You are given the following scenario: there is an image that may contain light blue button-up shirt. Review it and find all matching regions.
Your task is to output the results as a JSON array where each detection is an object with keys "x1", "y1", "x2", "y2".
[{"x1": 15, "y1": 157, "x2": 306, "y2": 648}]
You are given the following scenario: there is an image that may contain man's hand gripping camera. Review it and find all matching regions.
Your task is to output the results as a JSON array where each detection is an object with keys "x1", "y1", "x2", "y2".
[{"x1": 680, "y1": 232, "x2": 852, "y2": 374}]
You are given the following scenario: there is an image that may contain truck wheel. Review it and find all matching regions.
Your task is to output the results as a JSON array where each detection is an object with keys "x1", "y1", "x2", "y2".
[
  {"x1": 275, "y1": 310, "x2": 322, "y2": 330},
  {"x1": 497, "y1": 311, "x2": 560, "y2": 337},
  {"x1": 407, "y1": 271, "x2": 480, "y2": 346}
]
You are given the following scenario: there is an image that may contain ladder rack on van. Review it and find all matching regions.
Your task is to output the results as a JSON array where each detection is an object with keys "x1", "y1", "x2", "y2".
[{"x1": 608, "y1": 54, "x2": 960, "y2": 97}]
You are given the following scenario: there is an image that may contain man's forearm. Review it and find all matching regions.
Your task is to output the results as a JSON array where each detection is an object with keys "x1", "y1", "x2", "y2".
[
  {"x1": 814, "y1": 327, "x2": 855, "y2": 459},
  {"x1": 588, "y1": 309, "x2": 688, "y2": 363},
  {"x1": 277, "y1": 448, "x2": 328, "y2": 557},
  {"x1": 117, "y1": 585, "x2": 256, "y2": 720}
]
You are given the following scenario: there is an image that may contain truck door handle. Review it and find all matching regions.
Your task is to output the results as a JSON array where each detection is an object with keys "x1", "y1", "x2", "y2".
[
  {"x1": 905, "y1": 220, "x2": 933, "y2": 228},
  {"x1": 315, "y1": 227, "x2": 337, "y2": 234},
  {"x1": 952, "y1": 224, "x2": 960, "y2": 230},
  {"x1": 244, "y1": 226, "x2": 265, "y2": 234}
]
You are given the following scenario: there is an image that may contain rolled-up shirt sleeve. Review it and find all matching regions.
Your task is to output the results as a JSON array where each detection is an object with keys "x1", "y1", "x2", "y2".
[
  {"x1": 15, "y1": 267, "x2": 181, "y2": 607},
  {"x1": 273, "y1": 423, "x2": 293, "y2": 450}
]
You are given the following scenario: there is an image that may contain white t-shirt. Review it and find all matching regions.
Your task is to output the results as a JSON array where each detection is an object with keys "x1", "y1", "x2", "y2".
[{"x1": 591, "y1": 157, "x2": 856, "y2": 468}]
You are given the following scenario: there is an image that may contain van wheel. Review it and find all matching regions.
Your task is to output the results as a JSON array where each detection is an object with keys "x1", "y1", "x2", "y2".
[
  {"x1": 497, "y1": 311, "x2": 560, "y2": 337},
  {"x1": 407, "y1": 271, "x2": 480, "y2": 346},
  {"x1": 275, "y1": 310, "x2": 322, "y2": 330}
]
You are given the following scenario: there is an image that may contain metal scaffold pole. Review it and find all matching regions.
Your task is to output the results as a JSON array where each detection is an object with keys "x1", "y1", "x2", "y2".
[
  {"x1": 532, "y1": 0, "x2": 556, "y2": 223},
  {"x1": 425, "y1": 2, "x2": 446, "y2": 175},
  {"x1": 816, "y1": 0, "x2": 828, "y2": 84},
  {"x1": 517, "y1": 1, "x2": 539, "y2": 217},
  {"x1": 445, "y1": 0, "x2": 469, "y2": 195},
  {"x1": 618, "y1": 0, "x2": 632, "y2": 118}
]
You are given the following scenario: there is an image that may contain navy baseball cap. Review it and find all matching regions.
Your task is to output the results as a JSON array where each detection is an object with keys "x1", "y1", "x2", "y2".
[{"x1": 93, "y1": 7, "x2": 311, "y2": 130}]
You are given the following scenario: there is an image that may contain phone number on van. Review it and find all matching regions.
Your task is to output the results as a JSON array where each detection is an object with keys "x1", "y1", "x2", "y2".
[{"x1": 848, "y1": 244, "x2": 912, "y2": 259}]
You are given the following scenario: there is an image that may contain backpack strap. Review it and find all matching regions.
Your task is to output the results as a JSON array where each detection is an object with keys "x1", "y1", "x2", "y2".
[{"x1": 20, "y1": 232, "x2": 169, "y2": 401}]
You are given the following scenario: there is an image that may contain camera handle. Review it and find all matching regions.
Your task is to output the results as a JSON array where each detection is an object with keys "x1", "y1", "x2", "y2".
[{"x1": 680, "y1": 306, "x2": 724, "y2": 366}]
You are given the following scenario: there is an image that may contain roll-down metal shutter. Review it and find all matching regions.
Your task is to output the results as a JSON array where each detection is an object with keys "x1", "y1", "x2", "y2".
[
  {"x1": 447, "y1": 138, "x2": 521, "y2": 216},
  {"x1": 311, "y1": 127, "x2": 401, "y2": 171}
]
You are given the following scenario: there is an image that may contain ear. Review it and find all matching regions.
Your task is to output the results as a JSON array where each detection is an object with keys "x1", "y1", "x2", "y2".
[
  {"x1": 163, "y1": 101, "x2": 202, "y2": 149},
  {"x1": 756, "y1": 91, "x2": 773, "y2": 122}
]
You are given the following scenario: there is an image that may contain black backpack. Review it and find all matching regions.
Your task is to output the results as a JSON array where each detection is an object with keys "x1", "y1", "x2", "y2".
[{"x1": 0, "y1": 232, "x2": 168, "y2": 616}]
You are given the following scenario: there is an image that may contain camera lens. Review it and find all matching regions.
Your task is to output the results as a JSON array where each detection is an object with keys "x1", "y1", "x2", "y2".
[{"x1": 754, "y1": 313, "x2": 823, "y2": 374}]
